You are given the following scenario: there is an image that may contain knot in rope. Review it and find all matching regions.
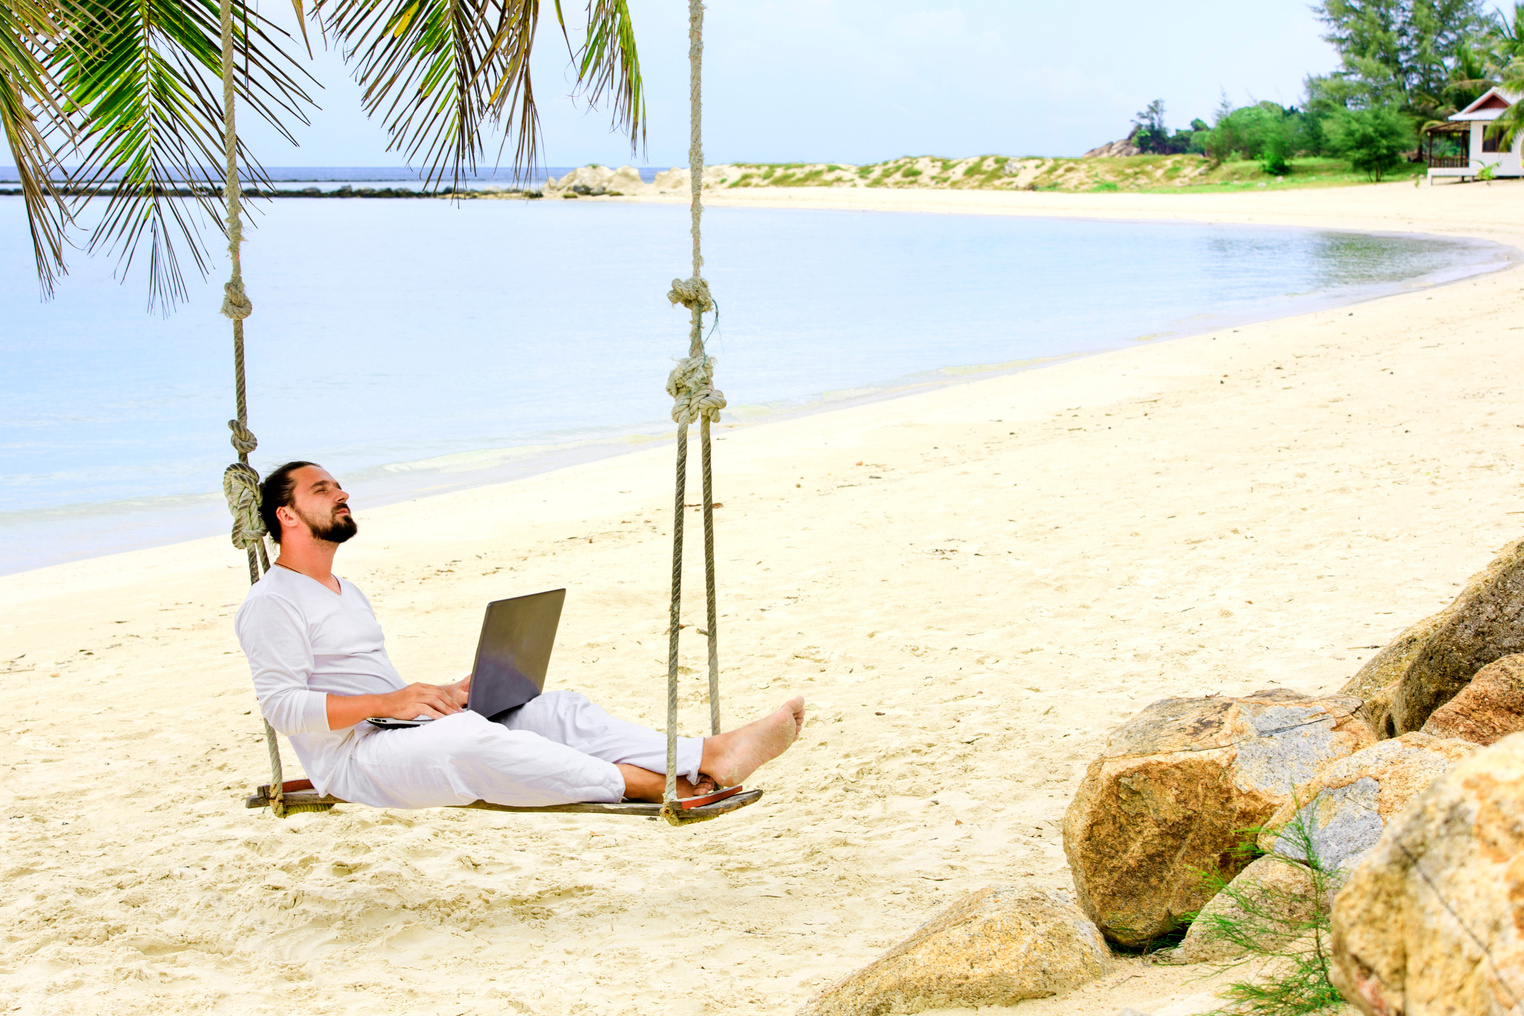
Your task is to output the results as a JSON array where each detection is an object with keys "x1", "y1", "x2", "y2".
[
  {"x1": 227, "y1": 418, "x2": 258, "y2": 455},
  {"x1": 667, "y1": 276, "x2": 714, "y2": 313},
  {"x1": 221, "y1": 280, "x2": 253, "y2": 320},
  {"x1": 667, "y1": 354, "x2": 726, "y2": 426},
  {"x1": 223, "y1": 462, "x2": 267, "y2": 551}
]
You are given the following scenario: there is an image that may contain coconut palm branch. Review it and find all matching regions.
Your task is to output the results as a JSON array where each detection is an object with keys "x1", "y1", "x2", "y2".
[
  {"x1": 314, "y1": 0, "x2": 521, "y2": 189},
  {"x1": 315, "y1": 0, "x2": 643, "y2": 189},
  {"x1": 2, "y1": 0, "x2": 73, "y2": 295},
  {"x1": 1488, "y1": 58, "x2": 1524, "y2": 151},
  {"x1": 45, "y1": 0, "x2": 315, "y2": 309},
  {"x1": 1491, "y1": 2, "x2": 1524, "y2": 62},
  {"x1": 555, "y1": 0, "x2": 644, "y2": 156},
  {"x1": 6, "y1": 0, "x2": 643, "y2": 302}
]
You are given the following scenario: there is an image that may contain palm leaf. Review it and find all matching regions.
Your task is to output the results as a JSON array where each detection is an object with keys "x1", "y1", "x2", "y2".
[
  {"x1": 317, "y1": 0, "x2": 644, "y2": 189},
  {"x1": 1, "y1": 0, "x2": 73, "y2": 296},
  {"x1": 560, "y1": 0, "x2": 643, "y2": 156},
  {"x1": 316, "y1": 0, "x2": 529, "y2": 189},
  {"x1": 1489, "y1": 59, "x2": 1524, "y2": 152},
  {"x1": 49, "y1": 0, "x2": 315, "y2": 309}
]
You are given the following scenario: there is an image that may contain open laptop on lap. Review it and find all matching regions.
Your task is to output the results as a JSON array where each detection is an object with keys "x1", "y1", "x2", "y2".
[{"x1": 367, "y1": 587, "x2": 566, "y2": 728}]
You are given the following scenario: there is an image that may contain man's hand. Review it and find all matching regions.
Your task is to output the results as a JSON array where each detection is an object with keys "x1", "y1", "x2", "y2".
[
  {"x1": 325, "y1": 682, "x2": 464, "y2": 729},
  {"x1": 443, "y1": 674, "x2": 472, "y2": 708},
  {"x1": 377, "y1": 682, "x2": 463, "y2": 720}
]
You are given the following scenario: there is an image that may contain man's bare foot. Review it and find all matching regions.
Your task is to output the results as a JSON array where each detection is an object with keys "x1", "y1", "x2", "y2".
[
  {"x1": 699, "y1": 695, "x2": 806, "y2": 788},
  {"x1": 617, "y1": 766, "x2": 715, "y2": 803}
]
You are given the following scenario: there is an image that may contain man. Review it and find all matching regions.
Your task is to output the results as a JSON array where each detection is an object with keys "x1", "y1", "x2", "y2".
[{"x1": 235, "y1": 461, "x2": 804, "y2": 809}]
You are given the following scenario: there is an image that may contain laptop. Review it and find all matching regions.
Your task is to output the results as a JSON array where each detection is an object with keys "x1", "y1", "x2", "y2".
[{"x1": 367, "y1": 588, "x2": 566, "y2": 728}]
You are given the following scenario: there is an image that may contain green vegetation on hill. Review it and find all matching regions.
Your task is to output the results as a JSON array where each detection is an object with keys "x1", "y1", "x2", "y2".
[
  {"x1": 1107, "y1": 1, "x2": 1524, "y2": 183},
  {"x1": 708, "y1": 154, "x2": 1426, "y2": 194}
]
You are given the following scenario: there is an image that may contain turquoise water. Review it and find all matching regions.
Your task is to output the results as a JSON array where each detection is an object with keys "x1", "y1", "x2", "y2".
[{"x1": 0, "y1": 195, "x2": 1511, "y2": 573}]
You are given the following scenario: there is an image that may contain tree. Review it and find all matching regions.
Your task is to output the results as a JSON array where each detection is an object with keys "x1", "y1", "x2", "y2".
[
  {"x1": 1487, "y1": 57, "x2": 1524, "y2": 150},
  {"x1": 1311, "y1": 0, "x2": 1491, "y2": 115},
  {"x1": 1324, "y1": 104, "x2": 1415, "y2": 178},
  {"x1": 2, "y1": 0, "x2": 645, "y2": 305},
  {"x1": 1132, "y1": 98, "x2": 1171, "y2": 153}
]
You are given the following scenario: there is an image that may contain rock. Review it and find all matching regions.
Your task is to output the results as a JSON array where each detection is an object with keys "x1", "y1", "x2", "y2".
[
  {"x1": 1082, "y1": 129, "x2": 1143, "y2": 158},
  {"x1": 1343, "y1": 612, "x2": 1448, "y2": 737},
  {"x1": 1257, "y1": 732, "x2": 1476, "y2": 875},
  {"x1": 650, "y1": 165, "x2": 736, "y2": 192},
  {"x1": 1329, "y1": 732, "x2": 1524, "y2": 1015},
  {"x1": 797, "y1": 888, "x2": 1112, "y2": 1016},
  {"x1": 543, "y1": 164, "x2": 646, "y2": 197},
  {"x1": 1174, "y1": 855, "x2": 1319, "y2": 964},
  {"x1": 1421, "y1": 654, "x2": 1524, "y2": 746},
  {"x1": 1342, "y1": 538, "x2": 1524, "y2": 735},
  {"x1": 1063, "y1": 690, "x2": 1375, "y2": 948}
]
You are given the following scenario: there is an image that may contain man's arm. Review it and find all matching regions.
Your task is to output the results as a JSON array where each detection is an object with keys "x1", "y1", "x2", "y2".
[
  {"x1": 326, "y1": 682, "x2": 464, "y2": 728},
  {"x1": 325, "y1": 674, "x2": 471, "y2": 729}
]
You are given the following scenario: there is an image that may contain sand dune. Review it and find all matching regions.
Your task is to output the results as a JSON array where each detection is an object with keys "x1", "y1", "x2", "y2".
[{"x1": 2, "y1": 179, "x2": 1522, "y2": 1015}]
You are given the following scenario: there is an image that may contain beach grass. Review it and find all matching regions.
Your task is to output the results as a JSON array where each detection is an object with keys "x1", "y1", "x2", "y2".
[{"x1": 713, "y1": 154, "x2": 1430, "y2": 194}]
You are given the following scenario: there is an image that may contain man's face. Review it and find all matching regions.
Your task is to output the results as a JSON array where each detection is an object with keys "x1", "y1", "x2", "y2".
[{"x1": 282, "y1": 465, "x2": 357, "y2": 544}]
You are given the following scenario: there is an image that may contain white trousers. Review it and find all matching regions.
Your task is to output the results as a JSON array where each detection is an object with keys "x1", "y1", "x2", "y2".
[{"x1": 333, "y1": 690, "x2": 705, "y2": 809}]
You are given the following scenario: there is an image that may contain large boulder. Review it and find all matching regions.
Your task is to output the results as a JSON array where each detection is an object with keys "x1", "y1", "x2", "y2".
[
  {"x1": 1329, "y1": 732, "x2": 1524, "y2": 1016},
  {"x1": 1174, "y1": 854, "x2": 1319, "y2": 964},
  {"x1": 797, "y1": 888, "x2": 1111, "y2": 1016},
  {"x1": 1342, "y1": 613, "x2": 1448, "y2": 738},
  {"x1": 1063, "y1": 690, "x2": 1375, "y2": 948},
  {"x1": 1342, "y1": 538, "x2": 1524, "y2": 736},
  {"x1": 1256, "y1": 733, "x2": 1476, "y2": 875},
  {"x1": 650, "y1": 165, "x2": 736, "y2": 192},
  {"x1": 1421, "y1": 654, "x2": 1524, "y2": 746},
  {"x1": 544, "y1": 164, "x2": 645, "y2": 196}
]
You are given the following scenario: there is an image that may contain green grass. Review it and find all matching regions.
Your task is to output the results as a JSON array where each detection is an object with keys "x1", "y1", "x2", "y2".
[
  {"x1": 715, "y1": 153, "x2": 1426, "y2": 195},
  {"x1": 1156, "y1": 157, "x2": 1425, "y2": 192}
]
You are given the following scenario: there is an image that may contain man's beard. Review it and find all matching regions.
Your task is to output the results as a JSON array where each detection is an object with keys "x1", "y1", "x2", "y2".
[{"x1": 297, "y1": 504, "x2": 357, "y2": 544}]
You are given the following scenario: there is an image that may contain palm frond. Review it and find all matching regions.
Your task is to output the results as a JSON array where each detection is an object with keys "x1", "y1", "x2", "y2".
[
  {"x1": 1, "y1": 0, "x2": 73, "y2": 296},
  {"x1": 50, "y1": 0, "x2": 315, "y2": 310},
  {"x1": 1489, "y1": 58, "x2": 1524, "y2": 152},
  {"x1": 317, "y1": 0, "x2": 531, "y2": 189},
  {"x1": 566, "y1": 0, "x2": 643, "y2": 156},
  {"x1": 315, "y1": 0, "x2": 644, "y2": 189}
]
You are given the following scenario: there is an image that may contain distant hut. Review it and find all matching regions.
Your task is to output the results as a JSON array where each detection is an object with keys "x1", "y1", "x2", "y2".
[{"x1": 1424, "y1": 88, "x2": 1523, "y2": 182}]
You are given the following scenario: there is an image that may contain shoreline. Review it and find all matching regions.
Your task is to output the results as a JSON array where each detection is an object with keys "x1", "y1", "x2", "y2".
[
  {"x1": 6, "y1": 181, "x2": 1524, "y2": 1015},
  {"x1": 2, "y1": 191, "x2": 1513, "y2": 577}
]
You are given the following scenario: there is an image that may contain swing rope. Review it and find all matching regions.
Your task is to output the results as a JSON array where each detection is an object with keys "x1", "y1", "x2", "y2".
[
  {"x1": 659, "y1": 0, "x2": 726, "y2": 823},
  {"x1": 217, "y1": 0, "x2": 329, "y2": 820},
  {"x1": 223, "y1": 0, "x2": 733, "y2": 825}
]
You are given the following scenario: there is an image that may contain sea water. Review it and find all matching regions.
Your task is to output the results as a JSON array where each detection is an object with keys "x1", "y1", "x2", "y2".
[{"x1": 0, "y1": 193, "x2": 1510, "y2": 574}]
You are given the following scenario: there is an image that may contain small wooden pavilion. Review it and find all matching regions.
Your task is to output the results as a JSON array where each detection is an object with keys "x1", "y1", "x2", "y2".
[{"x1": 1425, "y1": 88, "x2": 1523, "y2": 182}]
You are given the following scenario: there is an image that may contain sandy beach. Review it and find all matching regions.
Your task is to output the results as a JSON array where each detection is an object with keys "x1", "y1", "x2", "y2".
[{"x1": 3, "y1": 178, "x2": 1523, "y2": 1015}]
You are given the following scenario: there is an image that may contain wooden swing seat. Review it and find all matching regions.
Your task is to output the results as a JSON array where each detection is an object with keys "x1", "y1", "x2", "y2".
[{"x1": 245, "y1": 779, "x2": 761, "y2": 821}]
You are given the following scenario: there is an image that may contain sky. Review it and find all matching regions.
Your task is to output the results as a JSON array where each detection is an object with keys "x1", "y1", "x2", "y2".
[{"x1": 9, "y1": 0, "x2": 1341, "y2": 171}]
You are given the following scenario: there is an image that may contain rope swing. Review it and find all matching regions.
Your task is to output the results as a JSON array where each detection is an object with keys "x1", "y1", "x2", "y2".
[
  {"x1": 226, "y1": 0, "x2": 752, "y2": 826},
  {"x1": 659, "y1": 0, "x2": 727, "y2": 823}
]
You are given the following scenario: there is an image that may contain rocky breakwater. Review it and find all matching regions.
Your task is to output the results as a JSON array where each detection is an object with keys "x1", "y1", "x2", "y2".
[
  {"x1": 1330, "y1": 732, "x2": 1524, "y2": 1015},
  {"x1": 1062, "y1": 689, "x2": 1375, "y2": 948},
  {"x1": 1421, "y1": 653, "x2": 1524, "y2": 746},
  {"x1": 1173, "y1": 732, "x2": 1475, "y2": 964},
  {"x1": 1342, "y1": 538, "x2": 1524, "y2": 737},
  {"x1": 541, "y1": 164, "x2": 746, "y2": 198}
]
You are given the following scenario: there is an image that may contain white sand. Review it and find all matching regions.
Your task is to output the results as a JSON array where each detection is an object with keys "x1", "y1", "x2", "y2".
[{"x1": 3, "y1": 179, "x2": 1523, "y2": 1015}]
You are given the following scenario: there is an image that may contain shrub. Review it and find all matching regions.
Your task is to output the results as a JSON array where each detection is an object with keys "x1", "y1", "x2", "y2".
[
  {"x1": 1324, "y1": 106, "x2": 1414, "y2": 181},
  {"x1": 1194, "y1": 808, "x2": 1343, "y2": 1016}
]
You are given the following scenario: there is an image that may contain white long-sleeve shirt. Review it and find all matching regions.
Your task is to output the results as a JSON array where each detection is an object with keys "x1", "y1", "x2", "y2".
[{"x1": 234, "y1": 565, "x2": 404, "y2": 793}]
